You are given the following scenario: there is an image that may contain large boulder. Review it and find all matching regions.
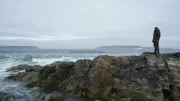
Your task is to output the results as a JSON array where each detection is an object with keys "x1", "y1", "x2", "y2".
[
  {"x1": 38, "y1": 64, "x2": 56, "y2": 89},
  {"x1": 60, "y1": 52, "x2": 180, "y2": 101},
  {"x1": 59, "y1": 59, "x2": 91, "y2": 95},
  {"x1": 86, "y1": 53, "x2": 180, "y2": 101},
  {"x1": 54, "y1": 62, "x2": 74, "y2": 82},
  {"x1": 38, "y1": 61, "x2": 74, "y2": 92}
]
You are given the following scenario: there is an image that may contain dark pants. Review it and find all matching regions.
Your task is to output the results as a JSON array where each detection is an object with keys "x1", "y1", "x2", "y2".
[{"x1": 153, "y1": 42, "x2": 160, "y2": 54}]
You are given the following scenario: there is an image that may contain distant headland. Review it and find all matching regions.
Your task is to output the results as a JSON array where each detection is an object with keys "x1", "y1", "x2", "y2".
[
  {"x1": 95, "y1": 45, "x2": 178, "y2": 50},
  {"x1": 0, "y1": 46, "x2": 39, "y2": 49},
  {"x1": 95, "y1": 45, "x2": 142, "y2": 49}
]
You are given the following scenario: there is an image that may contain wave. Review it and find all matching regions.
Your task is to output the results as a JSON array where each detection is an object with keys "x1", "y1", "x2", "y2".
[
  {"x1": 32, "y1": 56, "x2": 94, "y2": 65},
  {"x1": 0, "y1": 55, "x2": 94, "y2": 68},
  {"x1": 0, "y1": 55, "x2": 13, "y2": 59},
  {"x1": 23, "y1": 55, "x2": 33, "y2": 61},
  {"x1": 133, "y1": 48, "x2": 142, "y2": 50},
  {"x1": 0, "y1": 55, "x2": 94, "y2": 79},
  {"x1": 68, "y1": 50, "x2": 104, "y2": 53}
]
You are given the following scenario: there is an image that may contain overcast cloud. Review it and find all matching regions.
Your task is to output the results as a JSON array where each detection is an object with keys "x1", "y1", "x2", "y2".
[{"x1": 0, "y1": 0, "x2": 179, "y2": 48}]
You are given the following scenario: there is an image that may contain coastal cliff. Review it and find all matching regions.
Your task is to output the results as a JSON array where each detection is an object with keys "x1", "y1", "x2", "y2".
[{"x1": 6, "y1": 52, "x2": 180, "y2": 101}]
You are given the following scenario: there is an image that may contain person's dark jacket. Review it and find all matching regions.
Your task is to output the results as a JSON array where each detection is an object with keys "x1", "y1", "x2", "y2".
[{"x1": 153, "y1": 28, "x2": 161, "y2": 42}]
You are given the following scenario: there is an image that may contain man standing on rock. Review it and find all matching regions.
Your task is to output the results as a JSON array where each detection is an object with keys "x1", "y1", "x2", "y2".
[{"x1": 152, "y1": 27, "x2": 161, "y2": 54}]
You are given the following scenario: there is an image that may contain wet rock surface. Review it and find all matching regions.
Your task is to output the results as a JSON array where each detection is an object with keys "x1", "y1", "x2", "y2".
[
  {"x1": 7, "y1": 64, "x2": 42, "y2": 72},
  {"x1": 6, "y1": 52, "x2": 180, "y2": 101},
  {"x1": 0, "y1": 92, "x2": 16, "y2": 101}
]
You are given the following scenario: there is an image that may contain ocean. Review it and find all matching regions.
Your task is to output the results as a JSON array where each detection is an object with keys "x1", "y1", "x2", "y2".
[{"x1": 0, "y1": 48, "x2": 179, "y2": 101}]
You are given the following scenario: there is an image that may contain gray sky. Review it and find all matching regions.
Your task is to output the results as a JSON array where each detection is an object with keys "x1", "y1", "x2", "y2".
[{"x1": 0, "y1": 0, "x2": 179, "y2": 49}]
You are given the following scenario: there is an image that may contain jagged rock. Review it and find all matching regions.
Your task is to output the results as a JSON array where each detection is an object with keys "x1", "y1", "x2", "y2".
[
  {"x1": 7, "y1": 64, "x2": 30, "y2": 72},
  {"x1": 39, "y1": 61, "x2": 74, "y2": 92},
  {"x1": 36, "y1": 92, "x2": 65, "y2": 101},
  {"x1": 6, "y1": 71, "x2": 39, "y2": 88},
  {"x1": 86, "y1": 54, "x2": 174, "y2": 101},
  {"x1": 54, "y1": 62, "x2": 74, "y2": 82},
  {"x1": 0, "y1": 92, "x2": 16, "y2": 101},
  {"x1": 7, "y1": 64, "x2": 42, "y2": 72},
  {"x1": 59, "y1": 59, "x2": 91, "y2": 95},
  {"x1": 46, "y1": 92, "x2": 65, "y2": 101},
  {"x1": 41, "y1": 73, "x2": 59, "y2": 92},
  {"x1": 5, "y1": 52, "x2": 180, "y2": 101},
  {"x1": 38, "y1": 64, "x2": 56, "y2": 90}
]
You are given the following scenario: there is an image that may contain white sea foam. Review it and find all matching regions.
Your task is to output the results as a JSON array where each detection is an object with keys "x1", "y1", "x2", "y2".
[{"x1": 32, "y1": 56, "x2": 94, "y2": 65}]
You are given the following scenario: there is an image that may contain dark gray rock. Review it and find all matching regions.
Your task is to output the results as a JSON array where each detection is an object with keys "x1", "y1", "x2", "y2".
[
  {"x1": 0, "y1": 92, "x2": 16, "y2": 101},
  {"x1": 38, "y1": 64, "x2": 56, "y2": 89},
  {"x1": 59, "y1": 59, "x2": 91, "y2": 95},
  {"x1": 7, "y1": 64, "x2": 42, "y2": 72},
  {"x1": 38, "y1": 61, "x2": 74, "y2": 92},
  {"x1": 46, "y1": 92, "x2": 65, "y2": 101},
  {"x1": 5, "y1": 52, "x2": 180, "y2": 101},
  {"x1": 6, "y1": 71, "x2": 39, "y2": 88}
]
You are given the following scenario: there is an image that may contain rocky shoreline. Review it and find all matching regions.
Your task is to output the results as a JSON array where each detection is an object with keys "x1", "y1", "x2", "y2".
[{"x1": 4, "y1": 52, "x2": 180, "y2": 101}]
